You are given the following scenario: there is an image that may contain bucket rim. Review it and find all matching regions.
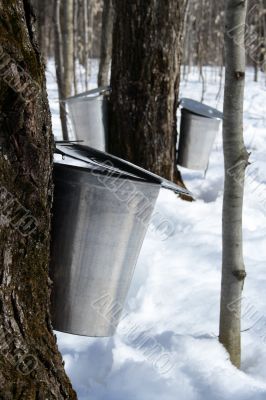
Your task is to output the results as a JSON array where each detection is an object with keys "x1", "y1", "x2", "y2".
[
  {"x1": 63, "y1": 86, "x2": 111, "y2": 103},
  {"x1": 53, "y1": 161, "x2": 161, "y2": 186},
  {"x1": 181, "y1": 108, "x2": 222, "y2": 124},
  {"x1": 180, "y1": 98, "x2": 223, "y2": 120},
  {"x1": 55, "y1": 144, "x2": 193, "y2": 198}
]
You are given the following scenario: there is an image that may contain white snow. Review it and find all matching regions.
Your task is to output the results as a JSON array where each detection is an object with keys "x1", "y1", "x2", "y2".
[{"x1": 46, "y1": 61, "x2": 266, "y2": 400}]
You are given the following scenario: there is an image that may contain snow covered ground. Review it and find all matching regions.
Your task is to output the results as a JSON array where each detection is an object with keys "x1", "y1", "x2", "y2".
[{"x1": 46, "y1": 61, "x2": 266, "y2": 400}]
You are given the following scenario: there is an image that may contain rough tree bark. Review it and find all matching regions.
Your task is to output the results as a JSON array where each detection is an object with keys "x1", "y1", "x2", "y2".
[
  {"x1": 109, "y1": 0, "x2": 188, "y2": 183},
  {"x1": 98, "y1": 0, "x2": 114, "y2": 86},
  {"x1": 0, "y1": 0, "x2": 76, "y2": 397},
  {"x1": 219, "y1": 0, "x2": 249, "y2": 368}
]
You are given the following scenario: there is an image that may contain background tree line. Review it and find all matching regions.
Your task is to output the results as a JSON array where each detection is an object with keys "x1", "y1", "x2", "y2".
[
  {"x1": 32, "y1": 0, "x2": 266, "y2": 83},
  {"x1": 30, "y1": 0, "x2": 266, "y2": 142}
]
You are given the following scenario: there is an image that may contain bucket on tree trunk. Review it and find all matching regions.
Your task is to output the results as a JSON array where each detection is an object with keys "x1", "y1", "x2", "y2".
[
  {"x1": 177, "y1": 98, "x2": 223, "y2": 171},
  {"x1": 65, "y1": 87, "x2": 110, "y2": 151},
  {"x1": 50, "y1": 144, "x2": 191, "y2": 337}
]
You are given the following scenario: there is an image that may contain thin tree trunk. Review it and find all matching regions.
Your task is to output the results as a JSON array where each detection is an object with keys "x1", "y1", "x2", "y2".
[
  {"x1": 83, "y1": 0, "x2": 89, "y2": 90},
  {"x1": 254, "y1": 61, "x2": 258, "y2": 82},
  {"x1": 54, "y1": 0, "x2": 69, "y2": 140},
  {"x1": 0, "y1": 0, "x2": 76, "y2": 397},
  {"x1": 98, "y1": 0, "x2": 114, "y2": 86},
  {"x1": 36, "y1": 0, "x2": 49, "y2": 60},
  {"x1": 62, "y1": 0, "x2": 74, "y2": 98},
  {"x1": 73, "y1": 0, "x2": 79, "y2": 94},
  {"x1": 87, "y1": 0, "x2": 96, "y2": 85},
  {"x1": 109, "y1": 0, "x2": 188, "y2": 185},
  {"x1": 219, "y1": 0, "x2": 249, "y2": 368}
]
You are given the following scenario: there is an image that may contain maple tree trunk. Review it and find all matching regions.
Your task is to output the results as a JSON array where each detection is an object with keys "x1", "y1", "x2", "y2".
[
  {"x1": 109, "y1": 0, "x2": 188, "y2": 183},
  {"x1": 0, "y1": 0, "x2": 76, "y2": 397}
]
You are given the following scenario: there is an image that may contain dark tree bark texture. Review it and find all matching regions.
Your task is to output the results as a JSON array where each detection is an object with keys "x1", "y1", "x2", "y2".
[
  {"x1": 110, "y1": 0, "x2": 188, "y2": 182},
  {"x1": 0, "y1": 1, "x2": 76, "y2": 398}
]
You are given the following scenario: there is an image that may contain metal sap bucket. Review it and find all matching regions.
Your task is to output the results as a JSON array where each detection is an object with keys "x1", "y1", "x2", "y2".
[
  {"x1": 177, "y1": 98, "x2": 223, "y2": 170},
  {"x1": 50, "y1": 145, "x2": 191, "y2": 337},
  {"x1": 65, "y1": 86, "x2": 110, "y2": 151}
]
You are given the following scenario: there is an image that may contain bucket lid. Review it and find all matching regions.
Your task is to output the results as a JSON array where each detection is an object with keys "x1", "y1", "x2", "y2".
[
  {"x1": 64, "y1": 86, "x2": 111, "y2": 103},
  {"x1": 180, "y1": 98, "x2": 223, "y2": 120},
  {"x1": 55, "y1": 143, "x2": 192, "y2": 197}
]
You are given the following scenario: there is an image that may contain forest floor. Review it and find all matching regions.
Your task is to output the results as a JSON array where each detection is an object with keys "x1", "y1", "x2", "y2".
[{"x1": 47, "y1": 61, "x2": 266, "y2": 400}]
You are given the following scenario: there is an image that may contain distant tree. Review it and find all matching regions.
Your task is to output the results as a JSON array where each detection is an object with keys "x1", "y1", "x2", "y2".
[
  {"x1": 62, "y1": 0, "x2": 74, "y2": 98},
  {"x1": 98, "y1": 0, "x2": 114, "y2": 86},
  {"x1": 109, "y1": 0, "x2": 188, "y2": 184},
  {"x1": 54, "y1": 0, "x2": 69, "y2": 140},
  {"x1": 0, "y1": 0, "x2": 76, "y2": 397},
  {"x1": 32, "y1": 0, "x2": 51, "y2": 60},
  {"x1": 219, "y1": 0, "x2": 249, "y2": 368}
]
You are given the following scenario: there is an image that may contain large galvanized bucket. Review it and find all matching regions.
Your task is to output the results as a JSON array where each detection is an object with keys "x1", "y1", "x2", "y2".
[
  {"x1": 50, "y1": 161, "x2": 160, "y2": 337},
  {"x1": 65, "y1": 86, "x2": 110, "y2": 151},
  {"x1": 177, "y1": 98, "x2": 223, "y2": 170},
  {"x1": 50, "y1": 145, "x2": 191, "y2": 337}
]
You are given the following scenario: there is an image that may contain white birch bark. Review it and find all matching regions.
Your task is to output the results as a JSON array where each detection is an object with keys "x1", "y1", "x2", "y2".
[{"x1": 219, "y1": 0, "x2": 249, "y2": 368}]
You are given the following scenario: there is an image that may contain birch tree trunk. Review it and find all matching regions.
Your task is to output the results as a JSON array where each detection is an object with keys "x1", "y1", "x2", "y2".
[
  {"x1": 109, "y1": 0, "x2": 188, "y2": 183},
  {"x1": 219, "y1": 0, "x2": 249, "y2": 368},
  {"x1": 0, "y1": 0, "x2": 76, "y2": 397},
  {"x1": 98, "y1": 0, "x2": 114, "y2": 86}
]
